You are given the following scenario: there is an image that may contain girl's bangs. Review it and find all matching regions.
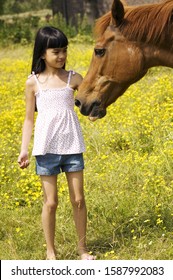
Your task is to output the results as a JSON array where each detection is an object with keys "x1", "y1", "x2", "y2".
[{"x1": 46, "y1": 34, "x2": 68, "y2": 49}]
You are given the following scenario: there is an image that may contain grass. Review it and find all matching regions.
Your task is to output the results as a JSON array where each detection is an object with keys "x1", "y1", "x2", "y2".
[{"x1": 1, "y1": 43, "x2": 173, "y2": 260}]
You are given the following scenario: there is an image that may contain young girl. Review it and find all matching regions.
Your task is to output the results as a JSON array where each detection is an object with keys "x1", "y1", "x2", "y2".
[{"x1": 18, "y1": 26, "x2": 95, "y2": 260}]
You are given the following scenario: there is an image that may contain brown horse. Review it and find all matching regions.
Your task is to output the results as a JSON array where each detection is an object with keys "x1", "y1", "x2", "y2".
[{"x1": 75, "y1": 0, "x2": 173, "y2": 121}]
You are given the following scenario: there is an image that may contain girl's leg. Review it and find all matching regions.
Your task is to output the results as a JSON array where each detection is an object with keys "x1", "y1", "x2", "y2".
[
  {"x1": 66, "y1": 171, "x2": 95, "y2": 260},
  {"x1": 41, "y1": 175, "x2": 58, "y2": 260}
]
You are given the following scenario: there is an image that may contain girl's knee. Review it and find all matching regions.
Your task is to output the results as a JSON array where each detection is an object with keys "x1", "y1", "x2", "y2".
[
  {"x1": 44, "y1": 200, "x2": 58, "y2": 212},
  {"x1": 71, "y1": 197, "x2": 85, "y2": 209}
]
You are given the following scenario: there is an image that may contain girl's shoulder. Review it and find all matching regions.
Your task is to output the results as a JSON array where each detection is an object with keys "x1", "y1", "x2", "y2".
[
  {"x1": 69, "y1": 70, "x2": 83, "y2": 89},
  {"x1": 26, "y1": 73, "x2": 36, "y2": 85},
  {"x1": 25, "y1": 73, "x2": 37, "y2": 93}
]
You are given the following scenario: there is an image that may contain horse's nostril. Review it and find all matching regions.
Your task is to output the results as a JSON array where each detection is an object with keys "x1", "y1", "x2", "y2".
[{"x1": 75, "y1": 99, "x2": 81, "y2": 107}]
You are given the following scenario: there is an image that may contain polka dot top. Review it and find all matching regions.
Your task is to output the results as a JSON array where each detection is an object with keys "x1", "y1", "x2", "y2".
[{"x1": 32, "y1": 71, "x2": 85, "y2": 156}]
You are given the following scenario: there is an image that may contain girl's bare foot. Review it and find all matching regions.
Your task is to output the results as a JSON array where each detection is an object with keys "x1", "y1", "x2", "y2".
[
  {"x1": 78, "y1": 248, "x2": 96, "y2": 260},
  {"x1": 46, "y1": 255, "x2": 56, "y2": 260},
  {"x1": 80, "y1": 252, "x2": 96, "y2": 260},
  {"x1": 46, "y1": 250, "x2": 56, "y2": 260}
]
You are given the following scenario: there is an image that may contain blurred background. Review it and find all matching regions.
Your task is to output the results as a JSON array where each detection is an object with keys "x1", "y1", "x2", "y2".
[{"x1": 0, "y1": 0, "x2": 163, "y2": 46}]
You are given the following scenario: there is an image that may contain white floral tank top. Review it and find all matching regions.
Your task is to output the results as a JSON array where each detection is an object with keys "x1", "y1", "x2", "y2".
[{"x1": 32, "y1": 71, "x2": 85, "y2": 156}]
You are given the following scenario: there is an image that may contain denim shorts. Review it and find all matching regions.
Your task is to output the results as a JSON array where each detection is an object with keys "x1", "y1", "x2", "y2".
[{"x1": 35, "y1": 153, "x2": 84, "y2": 175}]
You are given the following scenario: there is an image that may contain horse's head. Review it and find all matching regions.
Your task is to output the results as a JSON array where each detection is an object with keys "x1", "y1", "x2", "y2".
[{"x1": 75, "y1": 0, "x2": 147, "y2": 121}]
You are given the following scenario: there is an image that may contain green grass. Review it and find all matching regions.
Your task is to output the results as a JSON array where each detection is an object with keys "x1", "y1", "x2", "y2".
[{"x1": 1, "y1": 44, "x2": 173, "y2": 260}]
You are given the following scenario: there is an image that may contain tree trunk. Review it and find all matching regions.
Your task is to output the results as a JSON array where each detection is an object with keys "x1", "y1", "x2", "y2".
[
  {"x1": 51, "y1": 0, "x2": 84, "y2": 27},
  {"x1": 84, "y1": 0, "x2": 112, "y2": 24}
]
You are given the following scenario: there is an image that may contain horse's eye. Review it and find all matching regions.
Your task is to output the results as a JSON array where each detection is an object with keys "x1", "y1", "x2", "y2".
[{"x1": 94, "y1": 48, "x2": 106, "y2": 57}]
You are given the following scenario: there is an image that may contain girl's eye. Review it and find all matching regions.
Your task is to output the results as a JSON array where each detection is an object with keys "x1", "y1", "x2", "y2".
[
  {"x1": 62, "y1": 48, "x2": 67, "y2": 53},
  {"x1": 53, "y1": 50, "x2": 60, "y2": 54},
  {"x1": 53, "y1": 49, "x2": 67, "y2": 54}
]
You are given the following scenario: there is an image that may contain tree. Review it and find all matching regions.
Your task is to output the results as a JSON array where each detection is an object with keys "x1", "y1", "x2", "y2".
[
  {"x1": 51, "y1": 0, "x2": 84, "y2": 26},
  {"x1": 0, "y1": 0, "x2": 5, "y2": 15},
  {"x1": 86, "y1": 0, "x2": 112, "y2": 23},
  {"x1": 51, "y1": 0, "x2": 112, "y2": 27}
]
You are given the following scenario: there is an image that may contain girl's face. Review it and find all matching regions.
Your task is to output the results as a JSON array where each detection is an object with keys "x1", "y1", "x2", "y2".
[{"x1": 43, "y1": 47, "x2": 68, "y2": 69}]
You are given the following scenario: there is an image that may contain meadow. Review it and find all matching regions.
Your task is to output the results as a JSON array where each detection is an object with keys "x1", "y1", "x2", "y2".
[{"x1": 1, "y1": 42, "x2": 173, "y2": 260}]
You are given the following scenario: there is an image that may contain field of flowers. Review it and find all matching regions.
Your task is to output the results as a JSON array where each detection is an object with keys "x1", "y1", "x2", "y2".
[{"x1": 1, "y1": 43, "x2": 173, "y2": 260}]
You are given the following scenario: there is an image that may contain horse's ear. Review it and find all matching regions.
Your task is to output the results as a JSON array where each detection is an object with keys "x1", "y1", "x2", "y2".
[{"x1": 111, "y1": 0, "x2": 125, "y2": 26}]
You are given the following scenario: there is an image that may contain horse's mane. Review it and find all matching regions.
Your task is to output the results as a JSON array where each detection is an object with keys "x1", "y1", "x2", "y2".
[{"x1": 94, "y1": 0, "x2": 173, "y2": 46}]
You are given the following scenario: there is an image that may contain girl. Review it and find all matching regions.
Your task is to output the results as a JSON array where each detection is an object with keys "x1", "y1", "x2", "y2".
[{"x1": 18, "y1": 26, "x2": 95, "y2": 260}]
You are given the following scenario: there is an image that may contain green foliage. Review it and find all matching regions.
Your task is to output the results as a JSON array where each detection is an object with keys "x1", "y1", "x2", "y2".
[
  {"x1": 0, "y1": 10, "x2": 93, "y2": 46},
  {"x1": 49, "y1": 12, "x2": 93, "y2": 39},
  {"x1": 3, "y1": 0, "x2": 51, "y2": 14},
  {"x1": 0, "y1": 16, "x2": 40, "y2": 45},
  {"x1": 0, "y1": 0, "x2": 5, "y2": 15}
]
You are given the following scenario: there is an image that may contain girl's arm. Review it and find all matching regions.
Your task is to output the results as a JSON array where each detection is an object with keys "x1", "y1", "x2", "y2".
[{"x1": 18, "y1": 78, "x2": 35, "y2": 169}]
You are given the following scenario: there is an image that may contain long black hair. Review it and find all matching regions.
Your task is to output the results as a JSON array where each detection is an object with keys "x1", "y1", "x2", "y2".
[{"x1": 31, "y1": 26, "x2": 68, "y2": 74}]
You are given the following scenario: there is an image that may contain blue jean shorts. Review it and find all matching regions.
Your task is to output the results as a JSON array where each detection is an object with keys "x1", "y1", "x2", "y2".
[{"x1": 35, "y1": 153, "x2": 84, "y2": 175}]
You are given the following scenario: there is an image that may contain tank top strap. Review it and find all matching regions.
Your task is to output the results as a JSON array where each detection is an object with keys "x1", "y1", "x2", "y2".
[
  {"x1": 32, "y1": 71, "x2": 43, "y2": 94},
  {"x1": 67, "y1": 70, "x2": 75, "y2": 87}
]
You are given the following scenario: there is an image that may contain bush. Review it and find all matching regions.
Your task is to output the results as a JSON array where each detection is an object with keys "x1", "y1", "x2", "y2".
[
  {"x1": 0, "y1": 12, "x2": 93, "y2": 46},
  {"x1": 0, "y1": 15, "x2": 40, "y2": 46},
  {"x1": 3, "y1": 0, "x2": 51, "y2": 15}
]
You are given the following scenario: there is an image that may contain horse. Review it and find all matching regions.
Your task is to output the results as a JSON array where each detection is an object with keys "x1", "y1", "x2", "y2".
[{"x1": 75, "y1": 0, "x2": 173, "y2": 121}]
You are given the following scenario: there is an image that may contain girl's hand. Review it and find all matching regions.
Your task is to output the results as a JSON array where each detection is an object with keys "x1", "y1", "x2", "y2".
[{"x1": 18, "y1": 151, "x2": 30, "y2": 169}]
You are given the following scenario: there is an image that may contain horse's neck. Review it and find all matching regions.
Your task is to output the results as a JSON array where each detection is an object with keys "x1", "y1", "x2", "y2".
[{"x1": 143, "y1": 46, "x2": 173, "y2": 69}]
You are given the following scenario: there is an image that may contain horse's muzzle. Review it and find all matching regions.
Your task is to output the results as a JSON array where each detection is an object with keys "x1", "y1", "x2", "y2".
[{"x1": 75, "y1": 99, "x2": 106, "y2": 119}]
